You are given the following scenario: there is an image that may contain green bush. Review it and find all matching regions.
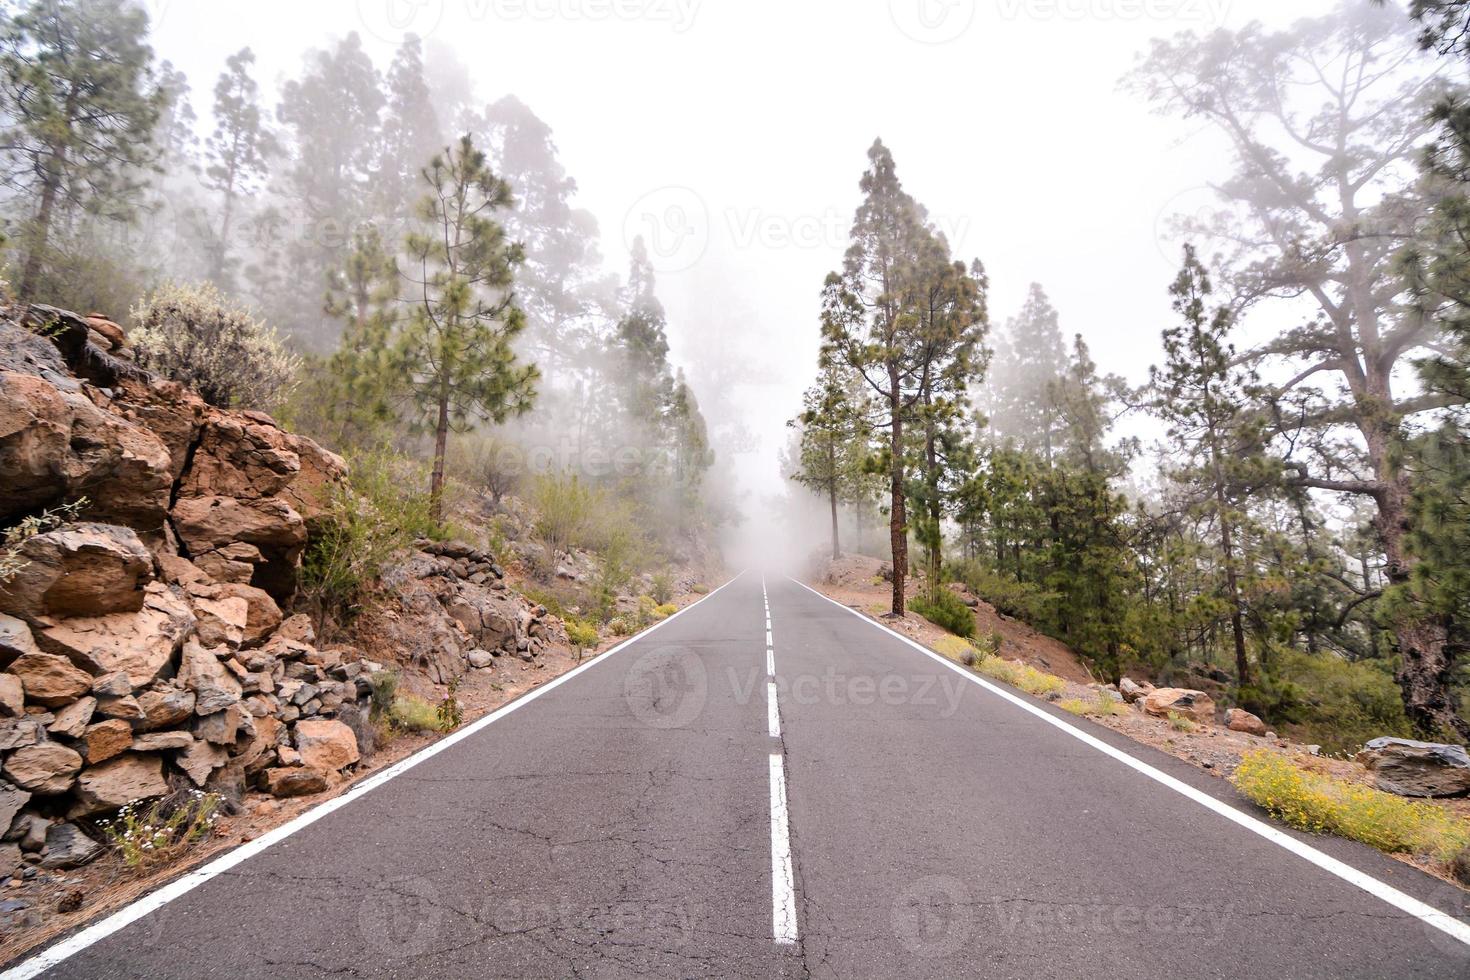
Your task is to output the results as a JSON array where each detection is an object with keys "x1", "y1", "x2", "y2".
[
  {"x1": 132, "y1": 281, "x2": 299, "y2": 410},
  {"x1": 650, "y1": 572, "x2": 674, "y2": 605},
  {"x1": 1246, "y1": 653, "x2": 1413, "y2": 756},
  {"x1": 564, "y1": 617, "x2": 599, "y2": 649},
  {"x1": 948, "y1": 559, "x2": 1055, "y2": 625},
  {"x1": 299, "y1": 450, "x2": 442, "y2": 631},
  {"x1": 387, "y1": 694, "x2": 449, "y2": 734},
  {"x1": 910, "y1": 588, "x2": 976, "y2": 639},
  {"x1": 530, "y1": 473, "x2": 597, "y2": 574}
]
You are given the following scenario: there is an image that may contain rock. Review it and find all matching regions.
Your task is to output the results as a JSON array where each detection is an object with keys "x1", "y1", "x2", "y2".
[
  {"x1": 82, "y1": 720, "x2": 134, "y2": 763},
  {"x1": 4, "y1": 743, "x2": 83, "y2": 794},
  {"x1": 276, "y1": 614, "x2": 315, "y2": 646},
  {"x1": 9, "y1": 652, "x2": 92, "y2": 707},
  {"x1": 69, "y1": 754, "x2": 168, "y2": 816},
  {"x1": 48, "y1": 697, "x2": 96, "y2": 739},
  {"x1": 0, "y1": 782, "x2": 30, "y2": 832},
  {"x1": 94, "y1": 695, "x2": 146, "y2": 722},
  {"x1": 1118, "y1": 677, "x2": 1152, "y2": 704},
  {"x1": 0, "y1": 842, "x2": 20, "y2": 876},
  {"x1": 215, "y1": 583, "x2": 282, "y2": 645},
  {"x1": 1142, "y1": 688, "x2": 1217, "y2": 724},
  {"x1": 130, "y1": 730, "x2": 193, "y2": 752},
  {"x1": 0, "y1": 718, "x2": 43, "y2": 751},
  {"x1": 293, "y1": 719, "x2": 359, "y2": 773},
  {"x1": 136, "y1": 687, "x2": 195, "y2": 729},
  {"x1": 0, "y1": 368, "x2": 173, "y2": 529},
  {"x1": 39, "y1": 823, "x2": 102, "y2": 869},
  {"x1": 0, "y1": 614, "x2": 40, "y2": 667},
  {"x1": 90, "y1": 671, "x2": 132, "y2": 697},
  {"x1": 37, "y1": 583, "x2": 194, "y2": 688},
  {"x1": 194, "y1": 704, "x2": 243, "y2": 745},
  {"x1": 263, "y1": 767, "x2": 327, "y2": 798},
  {"x1": 1225, "y1": 708, "x2": 1269, "y2": 737},
  {"x1": 84, "y1": 314, "x2": 126, "y2": 350},
  {"x1": 177, "y1": 740, "x2": 228, "y2": 786},
  {"x1": 178, "y1": 641, "x2": 242, "y2": 715},
  {"x1": 193, "y1": 542, "x2": 261, "y2": 586},
  {"x1": 467, "y1": 648, "x2": 494, "y2": 669},
  {"x1": 0, "y1": 523, "x2": 153, "y2": 620},
  {"x1": 0, "y1": 674, "x2": 23, "y2": 718},
  {"x1": 170, "y1": 495, "x2": 306, "y2": 601},
  {"x1": 1357, "y1": 738, "x2": 1470, "y2": 798},
  {"x1": 189, "y1": 593, "x2": 249, "y2": 649}
]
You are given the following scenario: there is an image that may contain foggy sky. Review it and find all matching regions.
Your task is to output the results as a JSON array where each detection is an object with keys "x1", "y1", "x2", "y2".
[{"x1": 148, "y1": 0, "x2": 1349, "y2": 504}]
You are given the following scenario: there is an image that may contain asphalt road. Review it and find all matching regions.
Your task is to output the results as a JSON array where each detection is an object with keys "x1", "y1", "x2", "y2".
[{"x1": 11, "y1": 572, "x2": 1470, "y2": 978}]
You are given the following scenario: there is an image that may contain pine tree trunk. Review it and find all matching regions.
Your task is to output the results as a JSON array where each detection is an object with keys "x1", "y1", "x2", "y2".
[
  {"x1": 889, "y1": 384, "x2": 907, "y2": 618},
  {"x1": 430, "y1": 378, "x2": 451, "y2": 524},
  {"x1": 19, "y1": 173, "x2": 61, "y2": 301},
  {"x1": 1379, "y1": 469, "x2": 1470, "y2": 739},
  {"x1": 829, "y1": 479, "x2": 840, "y2": 561}
]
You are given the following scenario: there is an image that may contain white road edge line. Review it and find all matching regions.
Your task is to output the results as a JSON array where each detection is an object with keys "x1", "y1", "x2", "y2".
[
  {"x1": 769, "y1": 752, "x2": 798, "y2": 945},
  {"x1": 787, "y1": 576, "x2": 1470, "y2": 949},
  {"x1": 1, "y1": 574, "x2": 748, "y2": 980}
]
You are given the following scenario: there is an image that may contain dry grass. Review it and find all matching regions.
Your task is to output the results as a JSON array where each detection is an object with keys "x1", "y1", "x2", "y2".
[{"x1": 974, "y1": 656, "x2": 1066, "y2": 698}]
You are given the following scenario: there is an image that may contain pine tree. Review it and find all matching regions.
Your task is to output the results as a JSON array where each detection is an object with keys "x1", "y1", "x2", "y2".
[
  {"x1": 0, "y1": 0, "x2": 164, "y2": 300},
  {"x1": 983, "y1": 283, "x2": 1068, "y2": 457},
  {"x1": 791, "y1": 361, "x2": 867, "y2": 560},
  {"x1": 378, "y1": 34, "x2": 442, "y2": 229},
  {"x1": 400, "y1": 134, "x2": 539, "y2": 520},
  {"x1": 203, "y1": 48, "x2": 277, "y2": 288},
  {"x1": 821, "y1": 139, "x2": 986, "y2": 615},
  {"x1": 1150, "y1": 245, "x2": 1258, "y2": 689}
]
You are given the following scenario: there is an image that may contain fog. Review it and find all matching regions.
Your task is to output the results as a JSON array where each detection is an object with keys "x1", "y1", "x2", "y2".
[{"x1": 138, "y1": 0, "x2": 1349, "y2": 527}]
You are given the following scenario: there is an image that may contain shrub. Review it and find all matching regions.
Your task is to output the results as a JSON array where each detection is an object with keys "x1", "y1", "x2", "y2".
[
  {"x1": 930, "y1": 635, "x2": 975, "y2": 661},
  {"x1": 690, "y1": 583, "x2": 709, "y2": 594},
  {"x1": 131, "y1": 282, "x2": 299, "y2": 410},
  {"x1": 650, "y1": 572, "x2": 674, "y2": 605},
  {"x1": 1167, "y1": 710, "x2": 1195, "y2": 732},
  {"x1": 1233, "y1": 751, "x2": 1470, "y2": 860},
  {"x1": 608, "y1": 616, "x2": 634, "y2": 637},
  {"x1": 299, "y1": 450, "x2": 442, "y2": 631},
  {"x1": 387, "y1": 694, "x2": 447, "y2": 734},
  {"x1": 654, "y1": 603, "x2": 677, "y2": 619},
  {"x1": 1246, "y1": 652, "x2": 1412, "y2": 756},
  {"x1": 564, "y1": 618, "x2": 599, "y2": 649},
  {"x1": 96, "y1": 790, "x2": 222, "y2": 869},
  {"x1": 910, "y1": 588, "x2": 976, "y2": 638},
  {"x1": 948, "y1": 560, "x2": 1055, "y2": 625},
  {"x1": 974, "y1": 657, "x2": 1066, "y2": 697},
  {"x1": 366, "y1": 671, "x2": 398, "y2": 719},
  {"x1": 1061, "y1": 692, "x2": 1125, "y2": 718},
  {"x1": 530, "y1": 473, "x2": 597, "y2": 575},
  {"x1": 436, "y1": 678, "x2": 463, "y2": 731}
]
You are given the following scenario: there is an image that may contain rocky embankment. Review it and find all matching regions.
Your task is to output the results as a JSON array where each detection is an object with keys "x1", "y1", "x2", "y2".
[{"x1": 0, "y1": 304, "x2": 565, "y2": 876}]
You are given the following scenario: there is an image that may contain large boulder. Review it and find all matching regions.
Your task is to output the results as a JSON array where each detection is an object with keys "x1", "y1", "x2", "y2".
[
  {"x1": 36, "y1": 582, "x2": 194, "y2": 688},
  {"x1": 69, "y1": 753, "x2": 168, "y2": 816},
  {"x1": 1357, "y1": 738, "x2": 1470, "y2": 798},
  {"x1": 0, "y1": 523, "x2": 153, "y2": 621},
  {"x1": 177, "y1": 413, "x2": 300, "y2": 501},
  {"x1": 9, "y1": 651, "x2": 92, "y2": 707},
  {"x1": 170, "y1": 495, "x2": 306, "y2": 600},
  {"x1": 0, "y1": 368, "x2": 173, "y2": 528},
  {"x1": 293, "y1": 719, "x2": 359, "y2": 773},
  {"x1": 1225, "y1": 708, "x2": 1269, "y2": 737},
  {"x1": 263, "y1": 767, "x2": 327, "y2": 798},
  {"x1": 136, "y1": 686, "x2": 195, "y2": 730},
  {"x1": 4, "y1": 742, "x2": 83, "y2": 794},
  {"x1": 214, "y1": 582, "x2": 282, "y2": 645},
  {"x1": 1142, "y1": 688, "x2": 1217, "y2": 724},
  {"x1": 1118, "y1": 677, "x2": 1152, "y2": 704}
]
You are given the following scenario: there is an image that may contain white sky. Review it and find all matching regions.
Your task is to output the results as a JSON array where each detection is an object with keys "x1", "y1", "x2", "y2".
[{"x1": 148, "y1": 0, "x2": 1351, "y2": 503}]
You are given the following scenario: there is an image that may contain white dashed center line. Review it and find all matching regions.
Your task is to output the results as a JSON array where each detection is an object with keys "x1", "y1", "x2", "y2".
[{"x1": 762, "y1": 576, "x2": 798, "y2": 945}]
